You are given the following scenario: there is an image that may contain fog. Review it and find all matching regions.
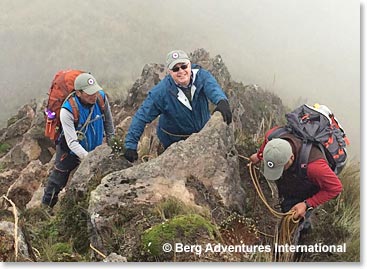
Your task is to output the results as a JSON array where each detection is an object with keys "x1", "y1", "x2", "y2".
[{"x1": 0, "y1": 0, "x2": 360, "y2": 159}]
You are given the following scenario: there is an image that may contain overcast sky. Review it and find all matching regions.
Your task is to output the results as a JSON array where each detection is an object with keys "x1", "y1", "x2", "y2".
[{"x1": 0, "y1": 0, "x2": 360, "y2": 159}]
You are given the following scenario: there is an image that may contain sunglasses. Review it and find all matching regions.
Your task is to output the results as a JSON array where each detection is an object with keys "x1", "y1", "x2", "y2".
[{"x1": 171, "y1": 63, "x2": 189, "y2": 72}]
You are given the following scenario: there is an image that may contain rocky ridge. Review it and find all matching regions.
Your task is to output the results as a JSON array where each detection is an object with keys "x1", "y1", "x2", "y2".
[{"x1": 0, "y1": 48, "x2": 286, "y2": 262}]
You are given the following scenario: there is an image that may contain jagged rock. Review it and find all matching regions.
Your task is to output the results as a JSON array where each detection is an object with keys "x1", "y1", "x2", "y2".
[
  {"x1": 112, "y1": 64, "x2": 166, "y2": 127},
  {"x1": 125, "y1": 63, "x2": 166, "y2": 110},
  {"x1": 26, "y1": 153, "x2": 56, "y2": 209},
  {"x1": 114, "y1": 116, "x2": 132, "y2": 144},
  {"x1": 27, "y1": 145, "x2": 130, "y2": 210},
  {"x1": 0, "y1": 221, "x2": 30, "y2": 261},
  {"x1": 1, "y1": 117, "x2": 33, "y2": 142},
  {"x1": 190, "y1": 49, "x2": 286, "y2": 137},
  {"x1": 103, "y1": 253, "x2": 127, "y2": 262},
  {"x1": 190, "y1": 48, "x2": 232, "y2": 90},
  {"x1": 0, "y1": 98, "x2": 53, "y2": 171},
  {"x1": 229, "y1": 84, "x2": 286, "y2": 137},
  {"x1": 7, "y1": 160, "x2": 47, "y2": 209},
  {"x1": 88, "y1": 112, "x2": 246, "y2": 255},
  {"x1": 0, "y1": 113, "x2": 54, "y2": 204},
  {"x1": 0, "y1": 101, "x2": 37, "y2": 143},
  {"x1": 67, "y1": 144, "x2": 132, "y2": 200},
  {"x1": 0, "y1": 144, "x2": 28, "y2": 170},
  {"x1": 116, "y1": 116, "x2": 132, "y2": 135},
  {"x1": 0, "y1": 170, "x2": 20, "y2": 196},
  {"x1": 27, "y1": 100, "x2": 47, "y2": 138},
  {"x1": 0, "y1": 48, "x2": 291, "y2": 262},
  {"x1": 26, "y1": 99, "x2": 56, "y2": 163},
  {"x1": 22, "y1": 134, "x2": 42, "y2": 161},
  {"x1": 0, "y1": 134, "x2": 41, "y2": 170},
  {"x1": 7, "y1": 101, "x2": 37, "y2": 126},
  {"x1": 26, "y1": 186, "x2": 44, "y2": 209}
]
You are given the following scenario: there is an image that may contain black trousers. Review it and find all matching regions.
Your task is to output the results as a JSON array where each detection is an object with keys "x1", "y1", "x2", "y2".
[{"x1": 42, "y1": 145, "x2": 80, "y2": 207}]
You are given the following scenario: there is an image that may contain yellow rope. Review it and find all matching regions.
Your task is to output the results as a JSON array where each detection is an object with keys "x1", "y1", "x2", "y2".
[
  {"x1": 238, "y1": 156, "x2": 301, "y2": 261},
  {"x1": 257, "y1": 230, "x2": 274, "y2": 238},
  {"x1": 1, "y1": 195, "x2": 19, "y2": 261},
  {"x1": 89, "y1": 243, "x2": 107, "y2": 259},
  {"x1": 247, "y1": 161, "x2": 288, "y2": 218},
  {"x1": 238, "y1": 154, "x2": 250, "y2": 161}
]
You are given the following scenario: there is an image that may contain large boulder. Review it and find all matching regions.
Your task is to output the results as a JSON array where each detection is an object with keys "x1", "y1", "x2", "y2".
[
  {"x1": 67, "y1": 144, "x2": 132, "y2": 200},
  {"x1": 88, "y1": 112, "x2": 246, "y2": 256}
]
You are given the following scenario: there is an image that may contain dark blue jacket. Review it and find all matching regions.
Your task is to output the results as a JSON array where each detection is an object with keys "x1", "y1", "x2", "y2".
[{"x1": 125, "y1": 65, "x2": 228, "y2": 150}]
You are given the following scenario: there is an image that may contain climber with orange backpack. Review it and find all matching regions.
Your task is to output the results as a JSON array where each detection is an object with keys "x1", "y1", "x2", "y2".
[{"x1": 42, "y1": 70, "x2": 115, "y2": 208}]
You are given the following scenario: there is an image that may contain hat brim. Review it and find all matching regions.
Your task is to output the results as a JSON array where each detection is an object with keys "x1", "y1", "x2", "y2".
[
  {"x1": 263, "y1": 164, "x2": 284, "y2": 181},
  {"x1": 81, "y1": 83, "x2": 102, "y2": 95},
  {"x1": 168, "y1": 59, "x2": 190, "y2": 70}
]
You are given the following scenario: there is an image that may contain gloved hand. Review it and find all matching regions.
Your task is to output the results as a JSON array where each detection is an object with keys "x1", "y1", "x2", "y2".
[
  {"x1": 214, "y1": 99, "x2": 232, "y2": 125},
  {"x1": 124, "y1": 148, "x2": 138, "y2": 162}
]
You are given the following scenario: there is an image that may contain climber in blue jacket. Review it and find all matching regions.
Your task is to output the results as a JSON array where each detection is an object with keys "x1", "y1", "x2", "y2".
[{"x1": 124, "y1": 49, "x2": 232, "y2": 162}]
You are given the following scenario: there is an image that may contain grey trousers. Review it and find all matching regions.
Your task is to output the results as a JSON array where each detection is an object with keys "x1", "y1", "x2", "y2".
[{"x1": 42, "y1": 145, "x2": 80, "y2": 207}]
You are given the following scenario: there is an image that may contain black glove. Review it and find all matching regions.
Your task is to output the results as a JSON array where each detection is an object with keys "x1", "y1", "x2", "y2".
[
  {"x1": 124, "y1": 149, "x2": 138, "y2": 162},
  {"x1": 214, "y1": 99, "x2": 232, "y2": 125}
]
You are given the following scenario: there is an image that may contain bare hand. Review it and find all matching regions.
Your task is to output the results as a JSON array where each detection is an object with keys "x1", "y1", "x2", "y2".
[
  {"x1": 249, "y1": 153, "x2": 260, "y2": 165},
  {"x1": 291, "y1": 202, "x2": 307, "y2": 220}
]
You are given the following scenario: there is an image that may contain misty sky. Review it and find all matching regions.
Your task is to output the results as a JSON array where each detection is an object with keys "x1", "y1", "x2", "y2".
[{"x1": 0, "y1": 0, "x2": 360, "y2": 159}]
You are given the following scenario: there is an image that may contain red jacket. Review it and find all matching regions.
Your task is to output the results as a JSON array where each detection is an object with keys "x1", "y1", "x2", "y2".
[{"x1": 257, "y1": 127, "x2": 343, "y2": 208}]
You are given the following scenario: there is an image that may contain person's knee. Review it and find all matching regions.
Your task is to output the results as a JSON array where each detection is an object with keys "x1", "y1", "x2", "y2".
[
  {"x1": 50, "y1": 169, "x2": 70, "y2": 188},
  {"x1": 42, "y1": 170, "x2": 69, "y2": 207}
]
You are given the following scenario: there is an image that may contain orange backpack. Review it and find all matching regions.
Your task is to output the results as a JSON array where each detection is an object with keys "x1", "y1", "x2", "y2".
[{"x1": 44, "y1": 70, "x2": 105, "y2": 142}]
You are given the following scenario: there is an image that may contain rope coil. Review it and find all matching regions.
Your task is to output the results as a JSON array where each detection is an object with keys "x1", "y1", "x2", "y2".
[{"x1": 239, "y1": 156, "x2": 301, "y2": 261}]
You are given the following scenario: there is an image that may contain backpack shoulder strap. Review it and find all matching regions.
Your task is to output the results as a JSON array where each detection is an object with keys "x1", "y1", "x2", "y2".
[
  {"x1": 68, "y1": 96, "x2": 80, "y2": 124},
  {"x1": 96, "y1": 92, "x2": 105, "y2": 113},
  {"x1": 319, "y1": 143, "x2": 337, "y2": 172},
  {"x1": 297, "y1": 141, "x2": 313, "y2": 178},
  {"x1": 67, "y1": 92, "x2": 104, "y2": 126}
]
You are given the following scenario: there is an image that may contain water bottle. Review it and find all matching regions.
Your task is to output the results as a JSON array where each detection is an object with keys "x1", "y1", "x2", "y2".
[
  {"x1": 45, "y1": 109, "x2": 56, "y2": 137},
  {"x1": 45, "y1": 109, "x2": 56, "y2": 120}
]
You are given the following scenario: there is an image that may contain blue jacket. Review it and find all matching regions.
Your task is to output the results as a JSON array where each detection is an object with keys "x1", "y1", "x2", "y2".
[
  {"x1": 125, "y1": 65, "x2": 228, "y2": 150},
  {"x1": 63, "y1": 90, "x2": 105, "y2": 152}
]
